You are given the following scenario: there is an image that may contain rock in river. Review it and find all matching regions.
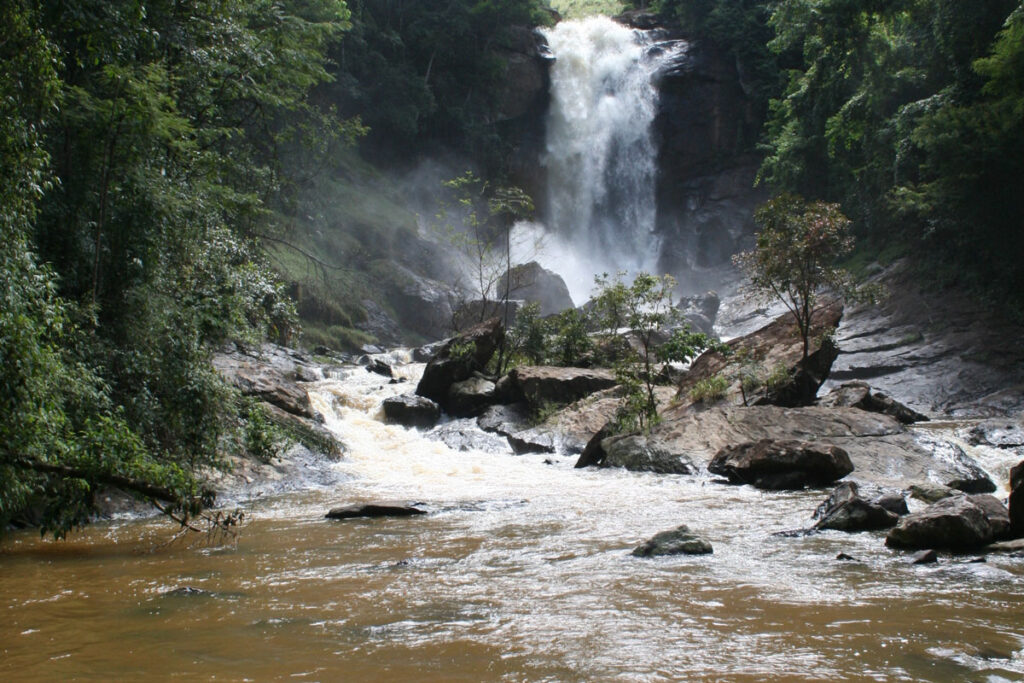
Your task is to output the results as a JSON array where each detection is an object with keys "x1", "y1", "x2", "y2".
[
  {"x1": 708, "y1": 439, "x2": 854, "y2": 490},
  {"x1": 382, "y1": 394, "x2": 441, "y2": 429},
  {"x1": 632, "y1": 524, "x2": 713, "y2": 557},
  {"x1": 601, "y1": 434, "x2": 696, "y2": 475},
  {"x1": 326, "y1": 503, "x2": 428, "y2": 520},
  {"x1": 885, "y1": 495, "x2": 1009, "y2": 551}
]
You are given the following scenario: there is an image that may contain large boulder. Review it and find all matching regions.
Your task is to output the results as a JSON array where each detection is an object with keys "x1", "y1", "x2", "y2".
[
  {"x1": 815, "y1": 495, "x2": 899, "y2": 532},
  {"x1": 885, "y1": 495, "x2": 1003, "y2": 551},
  {"x1": 676, "y1": 299, "x2": 843, "y2": 411},
  {"x1": 497, "y1": 261, "x2": 574, "y2": 317},
  {"x1": 447, "y1": 376, "x2": 497, "y2": 417},
  {"x1": 375, "y1": 260, "x2": 458, "y2": 342},
  {"x1": 632, "y1": 524, "x2": 713, "y2": 557},
  {"x1": 708, "y1": 439, "x2": 854, "y2": 490},
  {"x1": 415, "y1": 317, "x2": 503, "y2": 411},
  {"x1": 648, "y1": 405, "x2": 994, "y2": 491},
  {"x1": 601, "y1": 434, "x2": 696, "y2": 475},
  {"x1": 213, "y1": 344, "x2": 315, "y2": 418},
  {"x1": 818, "y1": 381, "x2": 929, "y2": 424},
  {"x1": 382, "y1": 394, "x2": 441, "y2": 429},
  {"x1": 1011, "y1": 460, "x2": 1024, "y2": 537},
  {"x1": 507, "y1": 366, "x2": 617, "y2": 412}
]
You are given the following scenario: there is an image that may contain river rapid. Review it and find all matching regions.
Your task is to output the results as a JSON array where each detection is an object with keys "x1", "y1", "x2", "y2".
[{"x1": 2, "y1": 361, "x2": 1023, "y2": 681}]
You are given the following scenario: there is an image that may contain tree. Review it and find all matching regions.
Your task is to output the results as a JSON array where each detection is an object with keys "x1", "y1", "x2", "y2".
[
  {"x1": 733, "y1": 193, "x2": 855, "y2": 364},
  {"x1": 593, "y1": 272, "x2": 719, "y2": 433}
]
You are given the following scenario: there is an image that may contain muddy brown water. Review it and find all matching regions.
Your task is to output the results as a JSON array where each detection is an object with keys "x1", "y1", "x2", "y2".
[{"x1": 3, "y1": 365, "x2": 1023, "y2": 681}]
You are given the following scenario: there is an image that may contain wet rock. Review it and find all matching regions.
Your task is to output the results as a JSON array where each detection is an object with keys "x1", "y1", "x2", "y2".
[
  {"x1": 367, "y1": 359, "x2": 393, "y2": 378},
  {"x1": 967, "y1": 419, "x2": 1024, "y2": 449},
  {"x1": 910, "y1": 549, "x2": 938, "y2": 565},
  {"x1": 1010, "y1": 460, "x2": 1024, "y2": 537},
  {"x1": 506, "y1": 430, "x2": 557, "y2": 455},
  {"x1": 163, "y1": 586, "x2": 213, "y2": 597},
  {"x1": 601, "y1": 434, "x2": 696, "y2": 475},
  {"x1": 477, "y1": 403, "x2": 532, "y2": 438},
  {"x1": 649, "y1": 405, "x2": 993, "y2": 491},
  {"x1": 447, "y1": 376, "x2": 497, "y2": 418},
  {"x1": 813, "y1": 482, "x2": 860, "y2": 520},
  {"x1": 325, "y1": 503, "x2": 427, "y2": 520},
  {"x1": 263, "y1": 403, "x2": 344, "y2": 460},
  {"x1": 886, "y1": 496, "x2": 996, "y2": 551},
  {"x1": 508, "y1": 366, "x2": 617, "y2": 412},
  {"x1": 835, "y1": 553, "x2": 860, "y2": 562},
  {"x1": 631, "y1": 524, "x2": 713, "y2": 557},
  {"x1": 382, "y1": 394, "x2": 441, "y2": 430},
  {"x1": 815, "y1": 497, "x2": 898, "y2": 532},
  {"x1": 984, "y1": 537, "x2": 1024, "y2": 553},
  {"x1": 873, "y1": 493, "x2": 909, "y2": 516},
  {"x1": 426, "y1": 422, "x2": 511, "y2": 453},
  {"x1": 416, "y1": 317, "x2": 503, "y2": 410},
  {"x1": 967, "y1": 494, "x2": 1011, "y2": 540},
  {"x1": 818, "y1": 381, "x2": 929, "y2": 424},
  {"x1": 909, "y1": 482, "x2": 956, "y2": 504},
  {"x1": 708, "y1": 439, "x2": 854, "y2": 490},
  {"x1": 576, "y1": 422, "x2": 617, "y2": 469},
  {"x1": 497, "y1": 261, "x2": 574, "y2": 317},
  {"x1": 375, "y1": 261, "x2": 457, "y2": 342}
]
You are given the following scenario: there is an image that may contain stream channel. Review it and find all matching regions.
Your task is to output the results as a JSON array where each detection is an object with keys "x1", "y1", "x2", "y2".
[{"x1": 2, "y1": 359, "x2": 1024, "y2": 681}]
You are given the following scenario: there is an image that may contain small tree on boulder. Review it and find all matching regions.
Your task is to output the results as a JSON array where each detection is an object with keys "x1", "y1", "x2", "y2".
[{"x1": 733, "y1": 193, "x2": 857, "y2": 364}]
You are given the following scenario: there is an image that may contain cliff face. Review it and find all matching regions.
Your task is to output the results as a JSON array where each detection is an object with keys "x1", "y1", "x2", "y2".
[{"x1": 652, "y1": 39, "x2": 768, "y2": 290}]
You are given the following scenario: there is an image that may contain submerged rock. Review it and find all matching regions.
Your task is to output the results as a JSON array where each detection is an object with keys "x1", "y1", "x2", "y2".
[
  {"x1": 632, "y1": 524, "x2": 713, "y2": 557},
  {"x1": 325, "y1": 503, "x2": 427, "y2": 520},
  {"x1": 708, "y1": 439, "x2": 854, "y2": 490},
  {"x1": 910, "y1": 549, "x2": 938, "y2": 565}
]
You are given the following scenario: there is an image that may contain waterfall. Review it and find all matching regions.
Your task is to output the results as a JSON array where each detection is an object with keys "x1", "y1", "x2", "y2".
[{"x1": 519, "y1": 17, "x2": 680, "y2": 303}]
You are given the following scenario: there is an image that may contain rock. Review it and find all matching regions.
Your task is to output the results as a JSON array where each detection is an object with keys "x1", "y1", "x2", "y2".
[
  {"x1": 382, "y1": 394, "x2": 441, "y2": 429},
  {"x1": 1011, "y1": 460, "x2": 1024, "y2": 537},
  {"x1": 984, "y1": 537, "x2": 1024, "y2": 553},
  {"x1": 967, "y1": 494, "x2": 1011, "y2": 540},
  {"x1": 909, "y1": 482, "x2": 956, "y2": 503},
  {"x1": 576, "y1": 421, "x2": 617, "y2": 469},
  {"x1": 910, "y1": 549, "x2": 938, "y2": 564},
  {"x1": 446, "y1": 376, "x2": 497, "y2": 417},
  {"x1": 818, "y1": 381, "x2": 929, "y2": 424},
  {"x1": 614, "y1": 9, "x2": 662, "y2": 30},
  {"x1": 677, "y1": 291, "x2": 721, "y2": 335},
  {"x1": 497, "y1": 262, "x2": 574, "y2": 317},
  {"x1": 262, "y1": 403, "x2": 344, "y2": 460},
  {"x1": 873, "y1": 493, "x2": 909, "y2": 516},
  {"x1": 676, "y1": 299, "x2": 843, "y2": 411},
  {"x1": 708, "y1": 439, "x2": 854, "y2": 490},
  {"x1": 508, "y1": 366, "x2": 617, "y2": 412},
  {"x1": 325, "y1": 503, "x2": 427, "y2": 520},
  {"x1": 507, "y1": 431, "x2": 557, "y2": 455},
  {"x1": 374, "y1": 261, "x2": 457, "y2": 342},
  {"x1": 649, "y1": 404, "x2": 997, "y2": 491},
  {"x1": 967, "y1": 420, "x2": 1024, "y2": 449},
  {"x1": 813, "y1": 482, "x2": 860, "y2": 520},
  {"x1": 415, "y1": 317, "x2": 504, "y2": 410},
  {"x1": 885, "y1": 496, "x2": 996, "y2": 551},
  {"x1": 492, "y1": 27, "x2": 550, "y2": 122},
  {"x1": 923, "y1": 431, "x2": 996, "y2": 492},
  {"x1": 367, "y1": 359, "x2": 393, "y2": 378},
  {"x1": 213, "y1": 344, "x2": 314, "y2": 418},
  {"x1": 601, "y1": 434, "x2": 696, "y2": 475},
  {"x1": 835, "y1": 552, "x2": 859, "y2": 562},
  {"x1": 477, "y1": 403, "x2": 532, "y2": 437},
  {"x1": 631, "y1": 524, "x2": 713, "y2": 557},
  {"x1": 426, "y1": 422, "x2": 511, "y2": 453},
  {"x1": 815, "y1": 497, "x2": 898, "y2": 532}
]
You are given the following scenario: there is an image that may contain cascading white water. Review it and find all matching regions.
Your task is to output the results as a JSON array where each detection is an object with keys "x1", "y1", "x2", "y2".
[{"x1": 518, "y1": 17, "x2": 681, "y2": 303}]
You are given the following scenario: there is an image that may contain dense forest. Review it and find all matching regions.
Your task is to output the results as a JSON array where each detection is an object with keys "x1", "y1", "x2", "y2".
[{"x1": 3, "y1": 0, "x2": 1022, "y2": 534}]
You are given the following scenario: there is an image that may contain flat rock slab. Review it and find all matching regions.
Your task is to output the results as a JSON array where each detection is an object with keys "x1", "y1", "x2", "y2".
[
  {"x1": 708, "y1": 439, "x2": 853, "y2": 490},
  {"x1": 326, "y1": 503, "x2": 427, "y2": 520}
]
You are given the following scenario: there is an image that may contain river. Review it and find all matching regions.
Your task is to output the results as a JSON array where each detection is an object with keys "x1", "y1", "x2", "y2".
[{"x1": 2, "y1": 361, "x2": 1023, "y2": 681}]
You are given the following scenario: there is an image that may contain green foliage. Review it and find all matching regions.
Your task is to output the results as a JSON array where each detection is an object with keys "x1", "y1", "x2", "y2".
[
  {"x1": 505, "y1": 302, "x2": 551, "y2": 368},
  {"x1": 593, "y1": 272, "x2": 718, "y2": 434},
  {"x1": 733, "y1": 193, "x2": 856, "y2": 361},
  {"x1": 758, "y1": 0, "x2": 1024, "y2": 313},
  {"x1": 689, "y1": 374, "x2": 729, "y2": 404},
  {"x1": 551, "y1": 308, "x2": 593, "y2": 367},
  {"x1": 240, "y1": 401, "x2": 289, "y2": 465},
  {"x1": 551, "y1": 0, "x2": 626, "y2": 18},
  {"x1": 1, "y1": 0, "x2": 352, "y2": 536}
]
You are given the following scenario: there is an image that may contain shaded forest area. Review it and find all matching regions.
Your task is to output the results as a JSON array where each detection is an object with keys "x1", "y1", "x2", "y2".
[{"x1": 2, "y1": 0, "x2": 1022, "y2": 534}]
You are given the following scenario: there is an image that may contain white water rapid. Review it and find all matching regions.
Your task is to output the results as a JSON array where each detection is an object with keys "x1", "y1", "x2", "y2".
[{"x1": 517, "y1": 17, "x2": 682, "y2": 303}]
